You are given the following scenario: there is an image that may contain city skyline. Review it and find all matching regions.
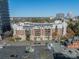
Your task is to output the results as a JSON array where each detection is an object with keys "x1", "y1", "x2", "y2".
[{"x1": 9, "y1": 0, "x2": 79, "y2": 17}]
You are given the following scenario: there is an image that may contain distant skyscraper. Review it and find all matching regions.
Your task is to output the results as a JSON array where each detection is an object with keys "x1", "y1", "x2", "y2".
[
  {"x1": 56, "y1": 13, "x2": 64, "y2": 20},
  {"x1": 67, "y1": 12, "x2": 73, "y2": 18},
  {"x1": 0, "y1": 0, "x2": 11, "y2": 34}
]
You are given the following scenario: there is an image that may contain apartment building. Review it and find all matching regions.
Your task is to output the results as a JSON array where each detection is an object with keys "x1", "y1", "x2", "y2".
[{"x1": 12, "y1": 20, "x2": 67, "y2": 41}]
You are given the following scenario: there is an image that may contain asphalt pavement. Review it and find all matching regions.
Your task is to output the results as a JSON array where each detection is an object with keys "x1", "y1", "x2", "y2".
[{"x1": 0, "y1": 45, "x2": 54, "y2": 59}]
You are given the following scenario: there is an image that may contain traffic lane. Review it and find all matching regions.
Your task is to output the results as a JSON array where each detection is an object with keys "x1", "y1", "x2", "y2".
[
  {"x1": 0, "y1": 46, "x2": 44, "y2": 59},
  {"x1": 33, "y1": 45, "x2": 54, "y2": 59},
  {"x1": 0, "y1": 46, "x2": 28, "y2": 59},
  {"x1": 0, "y1": 45, "x2": 54, "y2": 59}
]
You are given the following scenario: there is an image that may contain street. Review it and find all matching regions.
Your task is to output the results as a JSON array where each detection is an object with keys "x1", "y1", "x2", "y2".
[{"x1": 0, "y1": 45, "x2": 54, "y2": 59}]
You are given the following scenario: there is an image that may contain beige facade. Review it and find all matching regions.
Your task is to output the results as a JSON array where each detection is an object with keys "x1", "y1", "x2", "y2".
[
  {"x1": 12, "y1": 20, "x2": 67, "y2": 41},
  {"x1": 12, "y1": 23, "x2": 26, "y2": 41},
  {"x1": 15, "y1": 30, "x2": 26, "y2": 41},
  {"x1": 30, "y1": 29, "x2": 52, "y2": 41}
]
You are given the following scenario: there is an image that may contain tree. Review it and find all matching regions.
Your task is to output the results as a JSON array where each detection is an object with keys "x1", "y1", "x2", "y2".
[
  {"x1": 68, "y1": 20, "x2": 79, "y2": 36},
  {"x1": 74, "y1": 21, "x2": 79, "y2": 36}
]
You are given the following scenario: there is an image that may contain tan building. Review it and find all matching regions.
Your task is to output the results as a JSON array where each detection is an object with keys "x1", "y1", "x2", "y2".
[
  {"x1": 12, "y1": 23, "x2": 26, "y2": 41},
  {"x1": 12, "y1": 20, "x2": 67, "y2": 41}
]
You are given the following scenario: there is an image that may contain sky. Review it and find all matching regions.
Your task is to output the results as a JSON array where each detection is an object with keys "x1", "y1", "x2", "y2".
[{"x1": 8, "y1": 0, "x2": 79, "y2": 17}]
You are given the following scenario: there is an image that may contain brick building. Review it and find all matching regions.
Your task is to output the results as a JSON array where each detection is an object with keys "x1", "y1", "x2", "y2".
[{"x1": 67, "y1": 41, "x2": 79, "y2": 49}]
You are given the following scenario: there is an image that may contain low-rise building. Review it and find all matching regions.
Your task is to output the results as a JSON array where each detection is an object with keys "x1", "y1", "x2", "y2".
[
  {"x1": 11, "y1": 22, "x2": 26, "y2": 41},
  {"x1": 11, "y1": 20, "x2": 67, "y2": 41},
  {"x1": 67, "y1": 41, "x2": 79, "y2": 49}
]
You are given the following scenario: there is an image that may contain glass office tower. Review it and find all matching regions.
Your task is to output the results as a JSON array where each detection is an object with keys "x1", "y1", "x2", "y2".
[{"x1": 0, "y1": 0, "x2": 11, "y2": 34}]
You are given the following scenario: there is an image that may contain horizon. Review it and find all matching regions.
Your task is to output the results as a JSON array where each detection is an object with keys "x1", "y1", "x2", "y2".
[{"x1": 9, "y1": 0, "x2": 79, "y2": 17}]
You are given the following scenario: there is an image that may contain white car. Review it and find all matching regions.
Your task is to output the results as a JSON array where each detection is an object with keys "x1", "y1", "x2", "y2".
[
  {"x1": 47, "y1": 43, "x2": 53, "y2": 50},
  {"x1": 0, "y1": 45, "x2": 3, "y2": 49},
  {"x1": 29, "y1": 47, "x2": 34, "y2": 52},
  {"x1": 26, "y1": 46, "x2": 34, "y2": 53}
]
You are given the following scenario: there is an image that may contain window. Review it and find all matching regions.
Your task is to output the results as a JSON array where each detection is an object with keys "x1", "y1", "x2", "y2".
[
  {"x1": 16, "y1": 30, "x2": 25, "y2": 35},
  {"x1": 34, "y1": 29, "x2": 41, "y2": 36},
  {"x1": 45, "y1": 29, "x2": 50, "y2": 36}
]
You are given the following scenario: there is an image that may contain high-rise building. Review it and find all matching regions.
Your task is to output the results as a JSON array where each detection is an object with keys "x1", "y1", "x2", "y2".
[
  {"x1": 0, "y1": 0, "x2": 11, "y2": 34},
  {"x1": 67, "y1": 12, "x2": 73, "y2": 19},
  {"x1": 56, "y1": 13, "x2": 64, "y2": 20}
]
